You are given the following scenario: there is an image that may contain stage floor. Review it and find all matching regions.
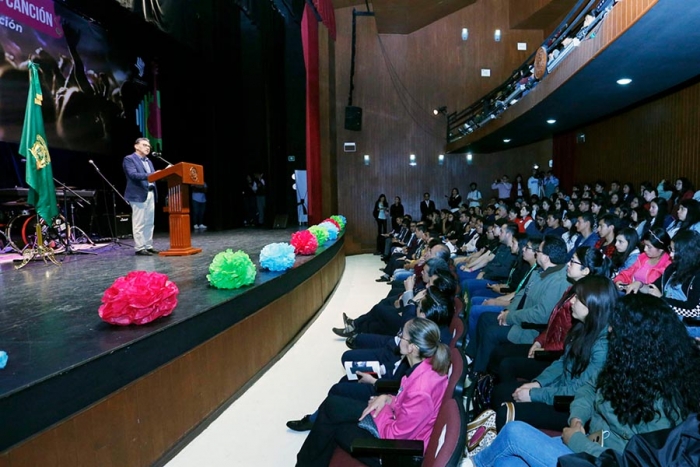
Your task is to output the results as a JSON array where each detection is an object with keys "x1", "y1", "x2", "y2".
[{"x1": 0, "y1": 227, "x2": 305, "y2": 400}]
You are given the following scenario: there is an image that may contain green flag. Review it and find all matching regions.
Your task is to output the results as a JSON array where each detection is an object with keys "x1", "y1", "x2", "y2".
[{"x1": 19, "y1": 62, "x2": 58, "y2": 223}]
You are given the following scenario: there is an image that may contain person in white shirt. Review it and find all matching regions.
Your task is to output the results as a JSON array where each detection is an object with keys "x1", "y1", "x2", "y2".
[
  {"x1": 527, "y1": 169, "x2": 541, "y2": 198},
  {"x1": 467, "y1": 182, "x2": 483, "y2": 208}
]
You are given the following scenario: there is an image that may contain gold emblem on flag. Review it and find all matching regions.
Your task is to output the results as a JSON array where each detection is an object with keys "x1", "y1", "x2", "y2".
[{"x1": 30, "y1": 135, "x2": 51, "y2": 169}]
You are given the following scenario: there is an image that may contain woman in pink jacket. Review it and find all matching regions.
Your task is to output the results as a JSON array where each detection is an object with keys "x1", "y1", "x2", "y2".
[
  {"x1": 296, "y1": 318, "x2": 450, "y2": 466},
  {"x1": 614, "y1": 227, "x2": 672, "y2": 294}
]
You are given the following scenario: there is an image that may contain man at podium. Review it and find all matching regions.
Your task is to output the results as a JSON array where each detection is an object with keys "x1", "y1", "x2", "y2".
[{"x1": 123, "y1": 137, "x2": 160, "y2": 256}]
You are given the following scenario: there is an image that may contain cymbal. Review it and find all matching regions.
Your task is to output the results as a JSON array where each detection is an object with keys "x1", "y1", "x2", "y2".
[{"x1": 2, "y1": 200, "x2": 30, "y2": 207}]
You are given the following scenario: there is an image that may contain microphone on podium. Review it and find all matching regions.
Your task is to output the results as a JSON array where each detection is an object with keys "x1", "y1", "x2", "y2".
[{"x1": 88, "y1": 160, "x2": 100, "y2": 171}]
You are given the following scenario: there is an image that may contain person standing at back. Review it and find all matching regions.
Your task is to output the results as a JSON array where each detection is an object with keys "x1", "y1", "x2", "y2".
[
  {"x1": 191, "y1": 182, "x2": 207, "y2": 230},
  {"x1": 420, "y1": 192, "x2": 436, "y2": 222},
  {"x1": 123, "y1": 137, "x2": 159, "y2": 256},
  {"x1": 252, "y1": 172, "x2": 266, "y2": 226}
]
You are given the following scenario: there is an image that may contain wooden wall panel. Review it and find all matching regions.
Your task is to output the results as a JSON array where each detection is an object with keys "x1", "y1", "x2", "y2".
[
  {"x1": 333, "y1": 1, "x2": 546, "y2": 253},
  {"x1": 572, "y1": 79, "x2": 700, "y2": 187}
]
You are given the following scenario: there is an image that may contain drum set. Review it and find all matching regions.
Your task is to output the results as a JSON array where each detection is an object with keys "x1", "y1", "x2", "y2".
[{"x1": 1, "y1": 200, "x2": 92, "y2": 255}]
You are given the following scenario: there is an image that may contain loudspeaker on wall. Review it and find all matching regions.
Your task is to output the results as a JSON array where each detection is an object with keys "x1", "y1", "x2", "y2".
[{"x1": 344, "y1": 106, "x2": 362, "y2": 131}]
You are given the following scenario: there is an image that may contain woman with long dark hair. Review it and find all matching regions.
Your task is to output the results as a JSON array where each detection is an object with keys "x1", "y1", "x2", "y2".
[
  {"x1": 670, "y1": 177, "x2": 695, "y2": 218},
  {"x1": 491, "y1": 276, "x2": 619, "y2": 430},
  {"x1": 615, "y1": 227, "x2": 671, "y2": 293},
  {"x1": 296, "y1": 318, "x2": 450, "y2": 466},
  {"x1": 447, "y1": 187, "x2": 462, "y2": 211},
  {"x1": 666, "y1": 198, "x2": 700, "y2": 238},
  {"x1": 647, "y1": 197, "x2": 674, "y2": 231},
  {"x1": 611, "y1": 227, "x2": 640, "y2": 276},
  {"x1": 465, "y1": 294, "x2": 700, "y2": 467},
  {"x1": 635, "y1": 229, "x2": 700, "y2": 338}
]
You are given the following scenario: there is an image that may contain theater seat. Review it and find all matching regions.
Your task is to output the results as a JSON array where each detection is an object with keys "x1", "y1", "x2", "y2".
[{"x1": 329, "y1": 397, "x2": 467, "y2": 467}]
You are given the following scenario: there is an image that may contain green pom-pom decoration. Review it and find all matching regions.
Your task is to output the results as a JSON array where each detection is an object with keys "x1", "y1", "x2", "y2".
[
  {"x1": 207, "y1": 249, "x2": 257, "y2": 289},
  {"x1": 308, "y1": 225, "x2": 329, "y2": 245},
  {"x1": 331, "y1": 215, "x2": 346, "y2": 230}
]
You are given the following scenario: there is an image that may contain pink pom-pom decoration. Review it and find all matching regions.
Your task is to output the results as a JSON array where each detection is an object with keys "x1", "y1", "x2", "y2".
[
  {"x1": 99, "y1": 271, "x2": 179, "y2": 325},
  {"x1": 290, "y1": 229, "x2": 319, "y2": 255},
  {"x1": 324, "y1": 218, "x2": 341, "y2": 230}
]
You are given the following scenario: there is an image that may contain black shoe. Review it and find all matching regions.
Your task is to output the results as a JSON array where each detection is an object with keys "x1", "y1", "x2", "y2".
[
  {"x1": 373, "y1": 252, "x2": 382, "y2": 255},
  {"x1": 135, "y1": 249, "x2": 152, "y2": 256},
  {"x1": 286, "y1": 415, "x2": 314, "y2": 432},
  {"x1": 375, "y1": 276, "x2": 390, "y2": 282},
  {"x1": 146, "y1": 248, "x2": 160, "y2": 254},
  {"x1": 342, "y1": 313, "x2": 354, "y2": 328},
  {"x1": 332, "y1": 324, "x2": 356, "y2": 338},
  {"x1": 346, "y1": 335, "x2": 357, "y2": 350}
]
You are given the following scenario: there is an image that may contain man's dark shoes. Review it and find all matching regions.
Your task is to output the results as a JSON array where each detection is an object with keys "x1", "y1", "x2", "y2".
[
  {"x1": 342, "y1": 312, "x2": 354, "y2": 328},
  {"x1": 346, "y1": 335, "x2": 357, "y2": 349},
  {"x1": 135, "y1": 249, "x2": 152, "y2": 256},
  {"x1": 286, "y1": 415, "x2": 314, "y2": 432},
  {"x1": 147, "y1": 248, "x2": 160, "y2": 254},
  {"x1": 375, "y1": 275, "x2": 390, "y2": 282},
  {"x1": 332, "y1": 322, "x2": 356, "y2": 337}
]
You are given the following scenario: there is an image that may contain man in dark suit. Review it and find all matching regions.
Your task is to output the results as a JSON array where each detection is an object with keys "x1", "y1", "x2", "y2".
[
  {"x1": 420, "y1": 192, "x2": 435, "y2": 222},
  {"x1": 123, "y1": 137, "x2": 160, "y2": 256}
]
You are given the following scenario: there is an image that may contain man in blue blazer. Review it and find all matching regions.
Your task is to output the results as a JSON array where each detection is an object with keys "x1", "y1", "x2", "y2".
[{"x1": 123, "y1": 137, "x2": 159, "y2": 255}]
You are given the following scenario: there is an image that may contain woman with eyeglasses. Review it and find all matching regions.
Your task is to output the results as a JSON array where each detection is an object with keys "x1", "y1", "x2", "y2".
[
  {"x1": 464, "y1": 294, "x2": 700, "y2": 467},
  {"x1": 630, "y1": 230, "x2": 700, "y2": 339},
  {"x1": 295, "y1": 318, "x2": 450, "y2": 466},
  {"x1": 614, "y1": 227, "x2": 671, "y2": 294}
]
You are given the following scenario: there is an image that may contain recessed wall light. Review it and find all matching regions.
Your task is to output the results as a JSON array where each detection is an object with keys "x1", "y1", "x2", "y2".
[
  {"x1": 617, "y1": 78, "x2": 632, "y2": 85},
  {"x1": 409, "y1": 154, "x2": 417, "y2": 166},
  {"x1": 494, "y1": 29, "x2": 501, "y2": 42},
  {"x1": 438, "y1": 154, "x2": 445, "y2": 165},
  {"x1": 503, "y1": 139, "x2": 511, "y2": 143},
  {"x1": 547, "y1": 119, "x2": 556, "y2": 124},
  {"x1": 462, "y1": 28, "x2": 468, "y2": 41}
]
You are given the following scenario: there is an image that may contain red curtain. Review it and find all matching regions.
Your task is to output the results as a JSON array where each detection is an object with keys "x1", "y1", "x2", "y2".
[{"x1": 302, "y1": 0, "x2": 335, "y2": 225}]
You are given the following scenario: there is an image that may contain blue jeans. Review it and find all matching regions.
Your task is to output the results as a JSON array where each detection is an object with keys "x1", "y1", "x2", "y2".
[
  {"x1": 473, "y1": 421, "x2": 573, "y2": 467},
  {"x1": 464, "y1": 279, "x2": 499, "y2": 300}
]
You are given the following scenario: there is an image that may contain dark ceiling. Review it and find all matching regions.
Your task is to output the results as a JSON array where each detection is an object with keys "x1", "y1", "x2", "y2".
[{"x1": 450, "y1": 0, "x2": 700, "y2": 154}]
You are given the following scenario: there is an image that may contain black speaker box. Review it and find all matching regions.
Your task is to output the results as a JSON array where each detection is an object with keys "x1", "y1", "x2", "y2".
[
  {"x1": 116, "y1": 214, "x2": 132, "y2": 237},
  {"x1": 344, "y1": 106, "x2": 362, "y2": 131},
  {"x1": 273, "y1": 214, "x2": 288, "y2": 229}
]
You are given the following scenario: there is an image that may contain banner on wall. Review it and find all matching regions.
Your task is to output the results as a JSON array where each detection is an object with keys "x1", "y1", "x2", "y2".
[{"x1": 0, "y1": 1, "x2": 156, "y2": 154}]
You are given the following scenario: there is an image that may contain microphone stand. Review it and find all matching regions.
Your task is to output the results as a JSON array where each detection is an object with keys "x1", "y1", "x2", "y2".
[
  {"x1": 88, "y1": 160, "x2": 131, "y2": 249},
  {"x1": 53, "y1": 177, "x2": 96, "y2": 255},
  {"x1": 152, "y1": 153, "x2": 174, "y2": 166}
]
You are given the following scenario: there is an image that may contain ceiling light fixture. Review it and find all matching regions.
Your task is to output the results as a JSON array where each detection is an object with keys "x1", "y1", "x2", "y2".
[
  {"x1": 433, "y1": 106, "x2": 447, "y2": 116},
  {"x1": 503, "y1": 138, "x2": 511, "y2": 143},
  {"x1": 617, "y1": 78, "x2": 632, "y2": 85},
  {"x1": 546, "y1": 119, "x2": 556, "y2": 124}
]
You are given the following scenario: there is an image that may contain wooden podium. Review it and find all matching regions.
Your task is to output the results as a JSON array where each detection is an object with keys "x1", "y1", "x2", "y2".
[{"x1": 148, "y1": 162, "x2": 204, "y2": 256}]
